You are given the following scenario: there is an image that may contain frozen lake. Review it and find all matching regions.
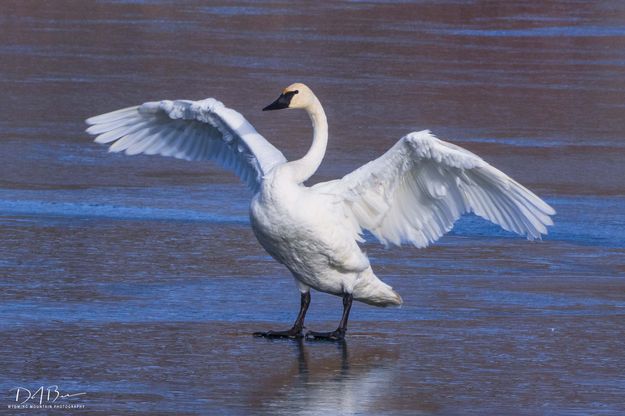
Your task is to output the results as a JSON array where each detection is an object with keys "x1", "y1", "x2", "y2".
[{"x1": 1, "y1": 1, "x2": 624, "y2": 415}]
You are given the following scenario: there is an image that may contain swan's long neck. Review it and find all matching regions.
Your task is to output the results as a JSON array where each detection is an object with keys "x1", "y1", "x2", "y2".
[{"x1": 287, "y1": 96, "x2": 328, "y2": 184}]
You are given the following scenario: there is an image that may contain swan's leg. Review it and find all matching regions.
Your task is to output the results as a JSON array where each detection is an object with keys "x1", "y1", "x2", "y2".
[
  {"x1": 305, "y1": 293, "x2": 353, "y2": 341},
  {"x1": 254, "y1": 291, "x2": 311, "y2": 339}
]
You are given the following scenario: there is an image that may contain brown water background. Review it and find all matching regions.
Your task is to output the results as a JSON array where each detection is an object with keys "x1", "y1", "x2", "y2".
[{"x1": 1, "y1": 1, "x2": 625, "y2": 415}]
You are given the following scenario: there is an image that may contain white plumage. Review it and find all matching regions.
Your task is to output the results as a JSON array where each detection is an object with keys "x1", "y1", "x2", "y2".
[
  {"x1": 86, "y1": 83, "x2": 555, "y2": 340},
  {"x1": 315, "y1": 130, "x2": 555, "y2": 248},
  {"x1": 86, "y1": 98, "x2": 286, "y2": 192}
]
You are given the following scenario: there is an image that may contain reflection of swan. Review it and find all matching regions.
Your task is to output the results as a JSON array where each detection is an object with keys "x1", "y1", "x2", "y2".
[
  {"x1": 86, "y1": 83, "x2": 555, "y2": 339},
  {"x1": 248, "y1": 340, "x2": 406, "y2": 416}
]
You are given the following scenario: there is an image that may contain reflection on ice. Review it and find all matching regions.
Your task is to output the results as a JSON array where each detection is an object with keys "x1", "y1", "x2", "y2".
[{"x1": 249, "y1": 340, "x2": 405, "y2": 416}]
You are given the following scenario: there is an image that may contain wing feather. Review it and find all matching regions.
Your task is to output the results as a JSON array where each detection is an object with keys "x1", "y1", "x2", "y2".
[
  {"x1": 86, "y1": 98, "x2": 287, "y2": 191},
  {"x1": 85, "y1": 105, "x2": 139, "y2": 124},
  {"x1": 314, "y1": 130, "x2": 555, "y2": 248}
]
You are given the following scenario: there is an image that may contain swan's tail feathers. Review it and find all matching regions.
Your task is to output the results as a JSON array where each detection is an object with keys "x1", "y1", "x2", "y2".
[
  {"x1": 372, "y1": 287, "x2": 403, "y2": 307},
  {"x1": 353, "y1": 269, "x2": 403, "y2": 307}
]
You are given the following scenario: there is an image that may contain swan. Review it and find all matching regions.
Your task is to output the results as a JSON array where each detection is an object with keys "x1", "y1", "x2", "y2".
[{"x1": 85, "y1": 83, "x2": 555, "y2": 341}]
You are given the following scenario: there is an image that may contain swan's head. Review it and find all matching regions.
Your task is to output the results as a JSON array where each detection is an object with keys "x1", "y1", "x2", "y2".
[{"x1": 263, "y1": 83, "x2": 315, "y2": 111}]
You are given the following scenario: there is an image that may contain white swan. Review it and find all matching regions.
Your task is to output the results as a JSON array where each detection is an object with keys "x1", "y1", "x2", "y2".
[{"x1": 85, "y1": 83, "x2": 555, "y2": 340}]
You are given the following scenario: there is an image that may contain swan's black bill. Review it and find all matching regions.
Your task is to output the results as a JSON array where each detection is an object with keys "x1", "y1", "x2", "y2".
[{"x1": 262, "y1": 90, "x2": 298, "y2": 111}]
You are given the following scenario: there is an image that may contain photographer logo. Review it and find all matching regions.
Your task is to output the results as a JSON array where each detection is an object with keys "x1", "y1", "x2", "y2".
[{"x1": 7, "y1": 385, "x2": 86, "y2": 410}]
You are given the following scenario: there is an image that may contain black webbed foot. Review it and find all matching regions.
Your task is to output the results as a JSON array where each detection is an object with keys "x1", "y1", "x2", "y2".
[
  {"x1": 254, "y1": 292, "x2": 310, "y2": 340},
  {"x1": 305, "y1": 328, "x2": 346, "y2": 341},
  {"x1": 305, "y1": 293, "x2": 353, "y2": 341},
  {"x1": 254, "y1": 328, "x2": 304, "y2": 339}
]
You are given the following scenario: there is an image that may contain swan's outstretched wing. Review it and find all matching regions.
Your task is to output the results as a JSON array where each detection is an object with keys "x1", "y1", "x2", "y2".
[
  {"x1": 314, "y1": 130, "x2": 555, "y2": 248},
  {"x1": 85, "y1": 98, "x2": 286, "y2": 192}
]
